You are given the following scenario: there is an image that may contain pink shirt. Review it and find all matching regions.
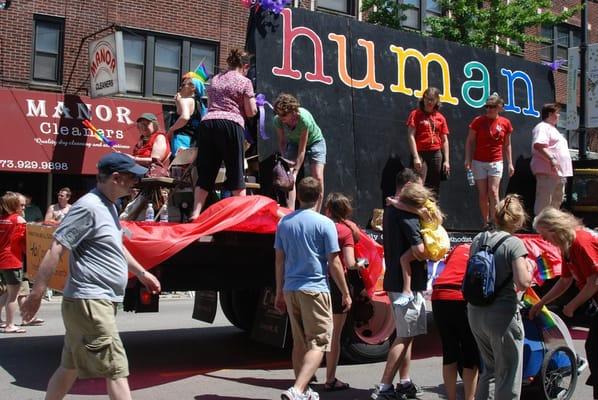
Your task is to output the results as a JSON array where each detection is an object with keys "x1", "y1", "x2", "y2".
[
  {"x1": 203, "y1": 70, "x2": 255, "y2": 128},
  {"x1": 530, "y1": 121, "x2": 572, "y2": 177}
]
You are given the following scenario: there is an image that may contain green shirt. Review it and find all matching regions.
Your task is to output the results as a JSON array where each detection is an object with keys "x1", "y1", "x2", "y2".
[{"x1": 273, "y1": 107, "x2": 324, "y2": 146}]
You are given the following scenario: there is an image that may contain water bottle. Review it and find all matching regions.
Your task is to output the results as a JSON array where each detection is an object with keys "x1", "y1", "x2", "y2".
[
  {"x1": 466, "y1": 169, "x2": 475, "y2": 186},
  {"x1": 159, "y1": 204, "x2": 169, "y2": 223},
  {"x1": 145, "y1": 203, "x2": 155, "y2": 221}
]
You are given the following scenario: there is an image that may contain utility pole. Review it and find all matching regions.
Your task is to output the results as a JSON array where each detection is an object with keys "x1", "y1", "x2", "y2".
[{"x1": 578, "y1": 0, "x2": 588, "y2": 159}]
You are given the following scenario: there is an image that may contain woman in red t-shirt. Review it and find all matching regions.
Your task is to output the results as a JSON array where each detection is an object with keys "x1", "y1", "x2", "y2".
[
  {"x1": 323, "y1": 193, "x2": 363, "y2": 391},
  {"x1": 432, "y1": 244, "x2": 480, "y2": 400},
  {"x1": 465, "y1": 94, "x2": 514, "y2": 229},
  {"x1": 132, "y1": 113, "x2": 170, "y2": 167},
  {"x1": 531, "y1": 207, "x2": 598, "y2": 398},
  {"x1": 0, "y1": 191, "x2": 27, "y2": 333},
  {"x1": 406, "y1": 87, "x2": 450, "y2": 197}
]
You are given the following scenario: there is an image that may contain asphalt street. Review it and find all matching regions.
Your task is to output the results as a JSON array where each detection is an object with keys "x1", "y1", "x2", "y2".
[{"x1": 0, "y1": 297, "x2": 592, "y2": 400}]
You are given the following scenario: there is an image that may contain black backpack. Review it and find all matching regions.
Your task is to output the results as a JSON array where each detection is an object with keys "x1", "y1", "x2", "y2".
[{"x1": 462, "y1": 233, "x2": 512, "y2": 306}]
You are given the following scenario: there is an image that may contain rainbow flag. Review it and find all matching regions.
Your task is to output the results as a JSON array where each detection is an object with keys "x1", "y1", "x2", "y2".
[
  {"x1": 82, "y1": 119, "x2": 116, "y2": 147},
  {"x1": 536, "y1": 253, "x2": 556, "y2": 281},
  {"x1": 522, "y1": 287, "x2": 557, "y2": 329},
  {"x1": 184, "y1": 63, "x2": 210, "y2": 84}
]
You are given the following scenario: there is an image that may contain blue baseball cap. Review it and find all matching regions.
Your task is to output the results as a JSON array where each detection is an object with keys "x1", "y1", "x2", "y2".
[{"x1": 97, "y1": 153, "x2": 147, "y2": 178}]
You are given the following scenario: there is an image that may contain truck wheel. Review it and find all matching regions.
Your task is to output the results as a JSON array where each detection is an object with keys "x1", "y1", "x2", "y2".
[
  {"x1": 219, "y1": 289, "x2": 261, "y2": 332},
  {"x1": 340, "y1": 293, "x2": 396, "y2": 363}
]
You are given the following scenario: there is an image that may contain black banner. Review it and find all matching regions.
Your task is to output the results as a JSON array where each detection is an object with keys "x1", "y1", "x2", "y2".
[{"x1": 251, "y1": 8, "x2": 554, "y2": 230}]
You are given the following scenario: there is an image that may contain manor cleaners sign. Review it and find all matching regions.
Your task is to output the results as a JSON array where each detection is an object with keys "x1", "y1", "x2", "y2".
[
  {"x1": 89, "y1": 32, "x2": 126, "y2": 98},
  {"x1": 0, "y1": 88, "x2": 163, "y2": 174}
]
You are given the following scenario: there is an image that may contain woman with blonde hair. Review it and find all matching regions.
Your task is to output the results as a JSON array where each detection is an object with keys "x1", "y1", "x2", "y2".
[
  {"x1": 274, "y1": 93, "x2": 327, "y2": 212},
  {"x1": 467, "y1": 194, "x2": 533, "y2": 400},
  {"x1": 190, "y1": 48, "x2": 257, "y2": 219},
  {"x1": 530, "y1": 207, "x2": 598, "y2": 399},
  {"x1": 0, "y1": 192, "x2": 27, "y2": 333}
]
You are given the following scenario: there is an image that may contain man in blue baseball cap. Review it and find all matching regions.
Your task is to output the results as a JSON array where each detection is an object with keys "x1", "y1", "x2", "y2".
[{"x1": 22, "y1": 152, "x2": 160, "y2": 400}]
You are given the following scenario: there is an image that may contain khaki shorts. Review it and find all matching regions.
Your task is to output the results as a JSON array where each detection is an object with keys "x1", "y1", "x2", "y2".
[
  {"x1": 61, "y1": 298, "x2": 129, "y2": 380},
  {"x1": 284, "y1": 291, "x2": 333, "y2": 352}
]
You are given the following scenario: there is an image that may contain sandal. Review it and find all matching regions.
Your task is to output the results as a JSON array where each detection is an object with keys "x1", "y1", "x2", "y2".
[
  {"x1": 2, "y1": 327, "x2": 26, "y2": 334},
  {"x1": 324, "y1": 378, "x2": 350, "y2": 391},
  {"x1": 20, "y1": 318, "x2": 45, "y2": 326}
]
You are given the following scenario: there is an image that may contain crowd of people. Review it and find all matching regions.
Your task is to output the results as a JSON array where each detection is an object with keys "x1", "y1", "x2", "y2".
[{"x1": 0, "y1": 47, "x2": 596, "y2": 400}]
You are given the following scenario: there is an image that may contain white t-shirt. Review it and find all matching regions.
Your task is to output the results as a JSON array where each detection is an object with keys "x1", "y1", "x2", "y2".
[{"x1": 530, "y1": 121, "x2": 573, "y2": 177}]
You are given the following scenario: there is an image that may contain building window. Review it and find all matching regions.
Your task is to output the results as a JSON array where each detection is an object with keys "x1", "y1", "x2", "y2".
[
  {"x1": 32, "y1": 17, "x2": 64, "y2": 84},
  {"x1": 122, "y1": 30, "x2": 218, "y2": 98},
  {"x1": 400, "y1": 0, "x2": 441, "y2": 32},
  {"x1": 123, "y1": 34, "x2": 145, "y2": 95},
  {"x1": 317, "y1": 0, "x2": 355, "y2": 16},
  {"x1": 540, "y1": 24, "x2": 581, "y2": 65}
]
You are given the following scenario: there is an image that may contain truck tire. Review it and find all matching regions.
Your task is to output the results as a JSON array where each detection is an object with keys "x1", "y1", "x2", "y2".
[
  {"x1": 340, "y1": 293, "x2": 396, "y2": 363},
  {"x1": 219, "y1": 289, "x2": 261, "y2": 331}
]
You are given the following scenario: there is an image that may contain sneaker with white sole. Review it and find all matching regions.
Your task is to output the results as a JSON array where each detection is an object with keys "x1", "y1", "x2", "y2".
[
  {"x1": 371, "y1": 384, "x2": 399, "y2": 400},
  {"x1": 305, "y1": 386, "x2": 320, "y2": 400},
  {"x1": 281, "y1": 386, "x2": 307, "y2": 400}
]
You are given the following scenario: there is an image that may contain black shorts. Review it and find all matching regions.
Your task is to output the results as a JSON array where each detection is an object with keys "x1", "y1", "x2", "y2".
[
  {"x1": 432, "y1": 299, "x2": 480, "y2": 368},
  {"x1": 1, "y1": 268, "x2": 23, "y2": 285},
  {"x1": 195, "y1": 119, "x2": 246, "y2": 192},
  {"x1": 330, "y1": 270, "x2": 362, "y2": 314}
]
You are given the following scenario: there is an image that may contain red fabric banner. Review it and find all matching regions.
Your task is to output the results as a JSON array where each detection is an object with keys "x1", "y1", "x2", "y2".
[{"x1": 122, "y1": 195, "x2": 383, "y2": 296}]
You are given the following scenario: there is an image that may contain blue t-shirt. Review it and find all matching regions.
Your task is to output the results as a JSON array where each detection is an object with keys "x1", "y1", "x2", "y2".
[{"x1": 274, "y1": 209, "x2": 339, "y2": 292}]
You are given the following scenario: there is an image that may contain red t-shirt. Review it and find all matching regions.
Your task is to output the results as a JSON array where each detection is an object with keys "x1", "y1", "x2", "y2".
[
  {"x1": 133, "y1": 132, "x2": 171, "y2": 162},
  {"x1": 431, "y1": 243, "x2": 470, "y2": 301},
  {"x1": 469, "y1": 115, "x2": 513, "y2": 162},
  {"x1": 335, "y1": 221, "x2": 356, "y2": 270},
  {"x1": 0, "y1": 213, "x2": 25, "y2": 269},
  {"x1": 406, "y1": 109, "x2": 450, "y2": 152},
  {"x1": 561, "y1": 228, "x2": 598, "y2": 297}
]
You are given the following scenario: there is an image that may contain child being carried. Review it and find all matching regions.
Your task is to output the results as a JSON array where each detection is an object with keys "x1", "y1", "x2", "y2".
[{"x1": 386, "y1": 182, "x2": 450, "y2": 305}]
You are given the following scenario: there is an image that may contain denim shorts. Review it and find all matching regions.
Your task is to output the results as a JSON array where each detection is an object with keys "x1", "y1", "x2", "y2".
[
  {"x1": 472, "y1": 160, "x2": 503, "y2": 179},
  {"x1": 285, "y1": 139, "x2": 327, "y2": 165}
]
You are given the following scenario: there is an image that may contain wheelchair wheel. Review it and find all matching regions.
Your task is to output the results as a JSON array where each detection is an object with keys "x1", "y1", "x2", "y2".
[{"x1": 540, "y1": 346, "x2": 577, "y2": 400}]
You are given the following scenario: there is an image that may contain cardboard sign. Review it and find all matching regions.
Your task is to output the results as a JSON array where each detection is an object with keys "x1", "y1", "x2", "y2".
[
  {"x1": 192, "y1": 290, "x2": 218, "y2": 323},
  {"x1": 26, "y1": 224, "x2": 68, "y2": 291},
  {"x1": 250, "y1": 287, "x2": 288, "y2": 348}
]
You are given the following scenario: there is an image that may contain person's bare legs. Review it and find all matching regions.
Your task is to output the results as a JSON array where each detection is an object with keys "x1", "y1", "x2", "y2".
[
  {"x1": 400, "y1": 250, "x2": 415, "y2": 297},
  {"x1": 311, "y1": 162, "x2": 325, "y2": 213},
  {"x1": 291, "y1": 339, "x2": 306, "y2": 377},
  {"x1": 294, "y1": 348, "x2": 325, "y2": 393},
  {"x1": 190, "y1": 187, "x2": 209, "y2": 220},
  {"x1": 462, "y1": 366, "x2": 479, "y2": 400},
  {"x1": 0, "y1": 292, "x2": 6, "y2": 324},
  {"x1": 44, "y1": 366, "x2": 77, "y2": 400},
  {"x1": 487, "y1": 175, "x2": 501, "y2": 224},
  {"x1": 442, "y1": 362, "x2": 458, "y2": 400},
  {"x1": 3, "y1": 283, "x2": 20, "y2": 331},
  {"x1": 106, "y1": 377, "x2": 133, "y2": 400},
  {"x1": 398, "y1": 343, "x2": 412, "y2": 382},
  {"x1": 475, "y1": 178, "x2": 489, "y2": 225},
  {"x1": 381, "y1": 336, "x2": 413, "y2": 384},
  {"x1": 325, "y1": 313, "x2": 347, "y2": 385}
]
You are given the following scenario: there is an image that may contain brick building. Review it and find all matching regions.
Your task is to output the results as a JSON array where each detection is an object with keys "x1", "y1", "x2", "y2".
[{"x1": 0, "y1": 0, "x2": 595, "y2": 208}]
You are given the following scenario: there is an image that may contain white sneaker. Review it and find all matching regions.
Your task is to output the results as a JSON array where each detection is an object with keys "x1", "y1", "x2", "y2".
[
  {"x1": 305, "y1": 386, "x2": 320, "y2": 400},
  {"x1": 281, "y1": 386, "x2": 308, "y2": 400}
]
